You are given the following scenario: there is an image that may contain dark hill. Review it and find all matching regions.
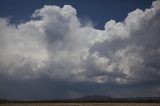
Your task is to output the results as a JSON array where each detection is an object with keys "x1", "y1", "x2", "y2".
[{"x1": 75, "y1": 95, "x2": 112, "y2": 101}]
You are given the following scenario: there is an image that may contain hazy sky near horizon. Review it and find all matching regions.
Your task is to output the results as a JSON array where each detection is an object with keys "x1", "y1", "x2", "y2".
[{"x1": 0, "y1": 0, "x2": 160, "y2": 100}]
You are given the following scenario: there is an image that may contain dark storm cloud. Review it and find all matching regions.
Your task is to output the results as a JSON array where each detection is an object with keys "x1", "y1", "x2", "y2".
[
  {"x1": 1, "y1": 73, "x2": 160, "y2": 99},
  {"x1": 0, "y1": 0, "x2": 160, "y2": 99}
]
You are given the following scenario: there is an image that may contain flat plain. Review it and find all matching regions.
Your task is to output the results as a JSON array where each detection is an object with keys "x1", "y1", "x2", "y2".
[{"x1": 0, "y1": 103, "x2": 160, "y2": 106}]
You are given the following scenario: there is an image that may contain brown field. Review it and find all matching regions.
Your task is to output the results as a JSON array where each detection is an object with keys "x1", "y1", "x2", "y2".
[{"x1": 0, "y1": 103, "x2": 160, "y2": 106}]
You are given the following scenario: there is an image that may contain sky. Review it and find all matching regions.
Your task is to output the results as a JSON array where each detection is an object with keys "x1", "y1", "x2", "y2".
[{"x1": 0, "y1": 0, "x2": 160, "y2": 100}]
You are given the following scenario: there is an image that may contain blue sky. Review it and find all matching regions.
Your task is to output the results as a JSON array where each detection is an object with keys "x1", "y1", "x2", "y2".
[
  {"x1": 0, "y1": 0, "x2": 153, "y2": 29},
  {"x1": 0, "y1": 0, "x2": 160, "y2": 100}
]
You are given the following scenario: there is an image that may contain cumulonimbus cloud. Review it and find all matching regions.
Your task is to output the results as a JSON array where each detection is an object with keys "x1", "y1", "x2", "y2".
[{"x1": 0, "y1": 0, "x2": 160, "y2": 85}]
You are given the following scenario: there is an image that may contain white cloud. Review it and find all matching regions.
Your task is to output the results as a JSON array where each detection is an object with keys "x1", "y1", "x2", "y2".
[{"x1": 0, "y1": 0, "x2": 160, "y2": 85}]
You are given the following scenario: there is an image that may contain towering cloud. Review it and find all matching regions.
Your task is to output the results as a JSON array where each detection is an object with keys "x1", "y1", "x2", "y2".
[{"x1": 0, "y1": 0, "x2": 160, "y2": 99}]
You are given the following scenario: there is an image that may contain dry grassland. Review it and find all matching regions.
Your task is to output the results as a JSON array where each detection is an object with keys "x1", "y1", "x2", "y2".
[{"x1": 0, "y1": 103, "x2": 160, "y2": 106}]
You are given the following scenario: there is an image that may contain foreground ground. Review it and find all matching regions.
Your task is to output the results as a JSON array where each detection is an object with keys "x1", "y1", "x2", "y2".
[{"x1": 0, "y1": 103, "x2": 160, "y2": 106}]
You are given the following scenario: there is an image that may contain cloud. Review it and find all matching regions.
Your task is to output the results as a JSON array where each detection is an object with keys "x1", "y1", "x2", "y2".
[
  {"x1": 88, "y1": 0, "x2": 160, "y2": 84},
  {"x1": 0, "y1": 0, "x2": 160, "y2": 99}
]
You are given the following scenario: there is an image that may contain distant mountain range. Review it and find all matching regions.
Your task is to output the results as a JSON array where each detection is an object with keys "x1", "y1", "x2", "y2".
[
  {"x1": 124, "y1": 97, "x2": 160, "y2": 100},
  {"x1": 75, "y1": 95, "x2": 112, "y2": 100},
  {"x1": 1, "y1": 95, "x2": 160, "y2": 103},
  {"x1": 73, "y1": 95, "x2": 160, "y2": 102}
]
